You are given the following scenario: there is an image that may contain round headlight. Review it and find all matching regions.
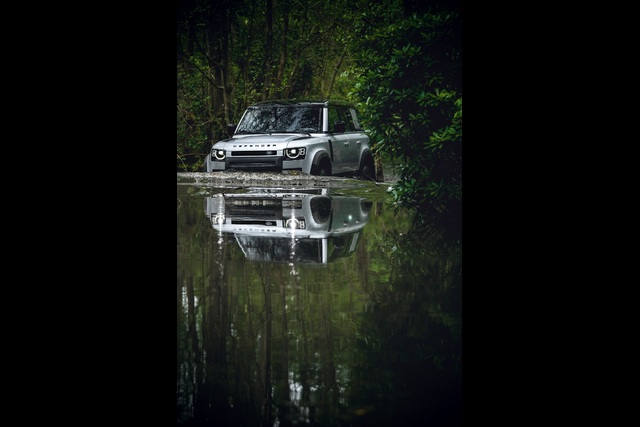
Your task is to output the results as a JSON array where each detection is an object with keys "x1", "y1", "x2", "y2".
[
  {"x1": 286, "y1": 147, "x2": 305, "y2": 159},
  {"x1": 213, "y1": 149, "x2": 226, "y2": 160}
]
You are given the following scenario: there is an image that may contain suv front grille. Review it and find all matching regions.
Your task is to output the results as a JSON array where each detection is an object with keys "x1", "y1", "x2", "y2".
[
  {"x1": 231, "y1": 150, "x2": 278, "y2": 156},
  {"x1": 226, "y1": 199, "x2": 284, "y2": 219},
  {"x1": 227, "y1": 206, "x2": 282, "y2": 218},
  {"x1": 230, "y1": 219, "x2": 280, "y2": 226}
]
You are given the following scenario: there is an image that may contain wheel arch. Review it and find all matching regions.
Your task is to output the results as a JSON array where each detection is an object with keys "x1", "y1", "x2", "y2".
[
  {"x1": 358, "y1": 148, "x2": 376, "y2": 180},
  {"x1": 311, "y1": 151, "x2": 332, "y2": 175}
]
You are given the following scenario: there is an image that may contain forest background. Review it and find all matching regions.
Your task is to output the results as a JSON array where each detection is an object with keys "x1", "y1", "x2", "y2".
[{"x1": 177, "y1": 0, "x2": 462, "y2": 228}]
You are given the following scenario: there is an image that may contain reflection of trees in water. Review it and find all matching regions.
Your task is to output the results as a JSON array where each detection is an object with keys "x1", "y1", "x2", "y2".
[
  {"x1": 349, "y1": 224, "x2": 462, "y2": 426},
  {"x1": 177, "y1": 221, "x2": 362, "y2": 426},
  {"x1": 177, "y1": 195, "x2": 460, "y2": 426},
  {"x1": 177, "y1": 211, "x2": 247, "y2": 425}
]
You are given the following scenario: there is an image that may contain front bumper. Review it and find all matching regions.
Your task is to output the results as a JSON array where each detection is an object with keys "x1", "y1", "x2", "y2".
[{"x1": 209, "y1": 156, "x2": 307, "y2": 172}]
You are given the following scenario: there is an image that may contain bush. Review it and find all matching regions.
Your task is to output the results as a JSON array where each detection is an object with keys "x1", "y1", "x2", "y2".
[{"x1": 350, "y1": 10, "x2": 462, "y2": 228}]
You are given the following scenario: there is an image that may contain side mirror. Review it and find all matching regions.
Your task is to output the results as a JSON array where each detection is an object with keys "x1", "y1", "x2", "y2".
[
  {"x1": 227, "y1": 123, "x2": 237, "y2": 136},
  {"x1": 333, "y1": 121, "x2": 346, "y2": 133}
]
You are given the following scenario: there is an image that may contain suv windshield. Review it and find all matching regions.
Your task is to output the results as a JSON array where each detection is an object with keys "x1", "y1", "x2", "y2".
[{"x1": 236, "y1": 106, "x2": 322, "y2": 133}]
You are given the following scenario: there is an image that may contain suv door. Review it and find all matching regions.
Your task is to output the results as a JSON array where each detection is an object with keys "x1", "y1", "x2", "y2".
[
  {"x1": 327, "y1": 107, "x2": 354, "y2": 174},
  {"x1": 341, "y1": 107, "x2": 367, "y2": 172}
]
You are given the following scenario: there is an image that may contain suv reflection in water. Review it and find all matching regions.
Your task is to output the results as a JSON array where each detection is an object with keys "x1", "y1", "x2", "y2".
[{"x1": 205, "y1": 188, "x2": 372, "y2": 263}]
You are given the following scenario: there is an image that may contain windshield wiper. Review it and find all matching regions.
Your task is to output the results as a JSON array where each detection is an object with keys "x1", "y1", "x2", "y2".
[
  {"x1": 236, "y1": 130, "x2": 313, "y2": 136},
  {"x1": 271, "y1": 130, "x2": 314, "y2": 136}
]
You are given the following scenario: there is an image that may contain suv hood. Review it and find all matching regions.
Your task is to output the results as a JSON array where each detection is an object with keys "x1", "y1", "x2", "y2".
[{"x1": 215, "y1": 133, "x2": 315, "y2": 148}]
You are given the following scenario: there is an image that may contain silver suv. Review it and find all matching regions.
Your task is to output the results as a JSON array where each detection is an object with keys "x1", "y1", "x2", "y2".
[{"x1": 204, "y1": 99, "x2": 375, "y2": 179}]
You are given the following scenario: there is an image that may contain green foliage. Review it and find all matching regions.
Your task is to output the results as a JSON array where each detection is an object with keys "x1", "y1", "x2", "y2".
[
  {"x1": 349, "y1": 10, "x2": 462, "y2": 227},
  {"x1": 177, "y1": 0, "x2": 362, "y2": 171},
  {"x1": 177, "y1": 61, "x2": 225, "y2": 172}
]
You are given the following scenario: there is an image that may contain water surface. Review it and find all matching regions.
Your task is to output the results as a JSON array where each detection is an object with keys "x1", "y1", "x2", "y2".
[{"x1": 177, "y1": 173, "x2": 462, "y2": 426}]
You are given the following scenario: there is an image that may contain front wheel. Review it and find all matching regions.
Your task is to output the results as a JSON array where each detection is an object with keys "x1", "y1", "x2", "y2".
[
  {"x1": 311, "y1": 158, "x2": 331, "y2": 176},
  {"x1": 359, "y1": 157, "x2": 376, "y2": 181}
]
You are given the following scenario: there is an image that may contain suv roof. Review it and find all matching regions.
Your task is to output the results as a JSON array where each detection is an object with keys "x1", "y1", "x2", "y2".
[{"x1": 249, "y1": 99, "x2": 355, "y2": 108}]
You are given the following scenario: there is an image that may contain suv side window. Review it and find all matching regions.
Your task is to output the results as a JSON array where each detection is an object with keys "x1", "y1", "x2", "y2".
[
  {"x1": 341, "y1": 107, "x2": 356, "y2": 132},
  {"x1": 328, "y1": 107, "x2": 343, "y2": 133},
  {"x1": 346, "y1": 108, "x2": 363, "y2": 131}
]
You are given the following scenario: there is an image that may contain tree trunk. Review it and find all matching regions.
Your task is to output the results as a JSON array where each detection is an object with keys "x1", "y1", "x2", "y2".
[
  {"x1": 275, "y1": 0, "x2": 289, "y2": 98},
  {"x1": 262, "y1": 0, "x2": 274, "y2": 100},
  {"x1": 326, "y1": 44, "x2": 347, "y2": 98},
  {"x1": 375, "y1": 154, "x2": 385, "y2": 182}
]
